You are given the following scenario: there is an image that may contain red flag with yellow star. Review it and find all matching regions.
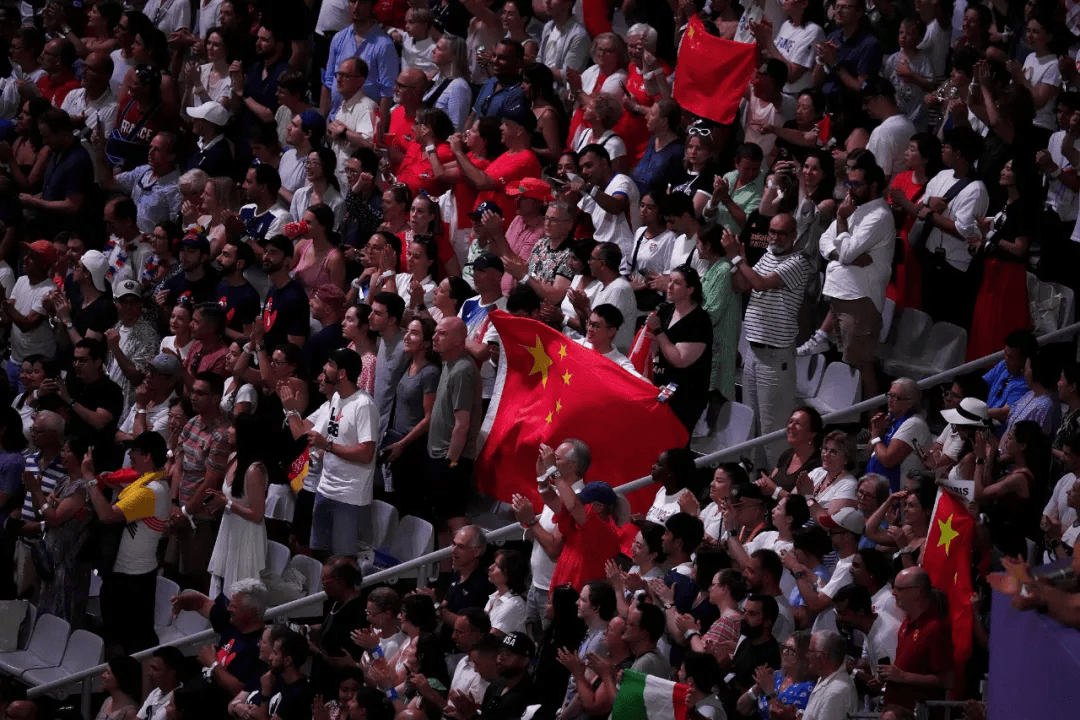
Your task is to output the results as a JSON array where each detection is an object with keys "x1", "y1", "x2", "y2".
[
  {"x1": 921, "y1": 490, "x2": 976, "y2": 677},
  {"x1": 475, "y1": 311, "x2": 689, "y2": 512}
]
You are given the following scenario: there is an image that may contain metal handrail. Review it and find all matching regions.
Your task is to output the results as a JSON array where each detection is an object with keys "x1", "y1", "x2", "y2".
[{"x1": 25, "y1": 320, "x2": 1080, "y2": 703}]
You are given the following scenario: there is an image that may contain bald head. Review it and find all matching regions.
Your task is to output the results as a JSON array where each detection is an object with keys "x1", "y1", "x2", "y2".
[
  {"x1": 6, "y1": 701, "x2": 37, "y2": 720},
  {"x1": 767, "y1": 213, "x2": 797, "y2": 254},
  {"x1": 892, "y1": 566, "x2": 933, "y2": 618},
  {"x1": 396, "y1": 69, "x2": 428, "y2": 110},
  {"x1": 434, "y1": 316, "x2": 467, "y2": 356}
]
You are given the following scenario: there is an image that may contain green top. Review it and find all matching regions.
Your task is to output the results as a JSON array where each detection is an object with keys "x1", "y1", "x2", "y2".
[{"x1": 701, "y1": 256, "x2": 739, "y2": 399}]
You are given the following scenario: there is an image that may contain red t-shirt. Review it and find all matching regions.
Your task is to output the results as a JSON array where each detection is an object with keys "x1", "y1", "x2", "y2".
[
  {"x1": 549, "y1": 507, "x2": 622, "y2": 594},
  {"x1": 884, "y1": 608, "x2": 952, "y2": 709},
  {"x1": 388, "y1": 105, "x2": 416, "y2": 168},
  {"x1": 397, "y1": 142, "x2": 454, "y2": 198},
  {"x1": 476, "y1": 149, "x2": 542, "y2": 227},
  {"x1": 37, "y1": 72, "x2": 80, "y2": 106},
  {"x1": 456, "y1": 153, "x2": 491, "y2": 229}
]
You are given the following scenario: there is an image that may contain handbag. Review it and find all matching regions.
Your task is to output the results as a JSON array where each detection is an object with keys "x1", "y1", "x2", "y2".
[{"x1": 907, "y1": 177, "x2": 973, "y2": 250}]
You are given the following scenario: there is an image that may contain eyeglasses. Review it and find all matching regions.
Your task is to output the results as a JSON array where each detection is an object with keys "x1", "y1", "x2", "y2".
[
  {"x1": 781, "y1": 646, "x2": 798, "y2": 655},
  {"x1": 821, "y1": 447, "x2": 843, "y2": 457},
  {"x1": 687, "y1": 125, "x2": 712, "y2": 138},
  {"x1": 886, "y1": 392, "x2": 907, "y2": 400}
]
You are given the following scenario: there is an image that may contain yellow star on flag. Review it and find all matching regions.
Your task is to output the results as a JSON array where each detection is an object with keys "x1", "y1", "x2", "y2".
[
  {"x1": 545, "y1": 411, "x2": 553, "y2": 424},
  {"x1": 521, "y1": 336, "x2": 553, "y2": 387},
  {"x1": 556, "y1": 399, "x2": 563, "y2": 413},
  {"x1": 936, "y1": 513, "x2": 960, "y2": 555},
  {"x1": 562, "y1": 370, "x2": 572, "y2": 385},
  {"x1": 558, "y1": 344, "x2": 567, "y2": 360}
]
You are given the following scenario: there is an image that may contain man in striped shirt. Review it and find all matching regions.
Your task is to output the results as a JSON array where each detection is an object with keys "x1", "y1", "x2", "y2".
[
  {"x1": 722, "y1": 213, "x2": 812, "y2": 466},
  {"x1": 14, "y1": 410, "x2": 68, "y2": 597}
]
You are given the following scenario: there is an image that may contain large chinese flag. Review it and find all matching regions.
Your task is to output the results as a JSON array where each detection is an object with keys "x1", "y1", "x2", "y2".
[
  {"x1": 475, "y1": 311, "x2": 688, "y2": 512},
  {"x1": 672, "y1": 15, "x2": 758, "y2": 125},
  {"x1": 921, "y1": 490, "x2": 976, "y2": 682}
]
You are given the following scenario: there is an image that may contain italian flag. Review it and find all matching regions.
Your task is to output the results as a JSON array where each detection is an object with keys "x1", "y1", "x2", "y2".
[{"x1": 612, "y1": 671, "x2": 690, "y2": 720}]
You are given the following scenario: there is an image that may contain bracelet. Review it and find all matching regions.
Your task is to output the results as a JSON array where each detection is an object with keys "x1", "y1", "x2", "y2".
[
  {"x1": 792, "y1": 570, "x2": 805, "y2": 579},
  {"x1": 180, "y1": 505, "x2": 196, "y2": 529},
  {"x1": 772, "y1": 486, "x2": 782, "y2": 500},
  {"x1": 975, "y1": 458, "x2": 986, "y2": 465},
  {"x1": 424, "y1": 144, "x2": 437, "y2": 154},
  {"x1": 225, "y1": 496, "x2": 234, "y2": 513},
  {"x1": 284, "y1": 409, "x2": 300, "y2": 420},
  {"x1": 870, "y1": 437, "x2": 882, "y2": 447},
  {"x1": 86, "y1": 477, "x2": 99, "y2": 489},
  {"x1": 371, "y1": 645, "x2": 384, "y2": 659},
  {"x1": 663, "y1": 601, "x2": 674, "y2": 610},
  {"x1": 730, "y1": 255, "x2": 743, "y2": 267},
  {"x1": 684, "y1": 628, "x2": 700, "y2": 640},
  {"x1": 135, "y1": 406, "x2": 148, "y2": 415},
  {"x1": 385, "y1": 688, "x2": 398, "y2": 700}
]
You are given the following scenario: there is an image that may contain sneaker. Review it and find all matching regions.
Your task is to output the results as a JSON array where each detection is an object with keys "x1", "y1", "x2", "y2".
[{"x1": 797, "y1": 329, "x2": 831, "y2": 356}]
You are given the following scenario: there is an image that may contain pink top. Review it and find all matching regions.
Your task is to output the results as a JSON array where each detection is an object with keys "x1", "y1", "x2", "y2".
[
  {"x1": 293, "y1": 238, "x2": 332, "y2": 295},
  {"x1": 501, "y1": 214, "x2": 546, "y2": 296}
]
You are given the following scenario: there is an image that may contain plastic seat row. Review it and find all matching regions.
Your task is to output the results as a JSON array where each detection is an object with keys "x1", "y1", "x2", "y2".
[{"x1": 0, "y1": 611, "x2": 103, "y2": 690}]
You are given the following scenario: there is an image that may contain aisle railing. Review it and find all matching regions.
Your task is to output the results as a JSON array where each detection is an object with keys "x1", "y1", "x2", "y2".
[{"x1": 24, "y1": 320, "x2": 1080, "y2": 714}]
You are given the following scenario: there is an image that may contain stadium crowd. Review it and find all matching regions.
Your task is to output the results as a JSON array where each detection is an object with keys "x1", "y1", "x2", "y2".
[{"x1": 0, "y1": 0, "x2": 1077, "y2": 719}]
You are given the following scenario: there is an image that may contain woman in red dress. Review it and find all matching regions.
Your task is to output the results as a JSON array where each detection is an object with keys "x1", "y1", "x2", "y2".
[
  {"x1": 885, "y1": 132, "x2": 943, "y2": 311},
  {"x1": 966, "y1": 158, "x2": 1034, "y2": 361}
]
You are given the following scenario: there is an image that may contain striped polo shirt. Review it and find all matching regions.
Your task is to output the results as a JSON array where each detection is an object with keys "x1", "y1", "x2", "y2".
[
  {"x1": 743, "y1": 250, "x2": 812, "y2": 349},
  {"x1": 21, "y1": 451, "x2": 69, "y2": 522}
]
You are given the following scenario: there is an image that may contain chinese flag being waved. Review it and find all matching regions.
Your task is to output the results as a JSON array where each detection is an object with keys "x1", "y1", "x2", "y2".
[
  {"x1": 921, "y1": 490, "x2": 975, "y2": 681},
  {"x1": 612, "y1": 671, "x2": 690, "y2": 720},
  {"x1": 475, "y1": 311, "x2": 688, "y2": 512},
  {"x1": 672, "y1": 15, "x2": 758, "y2": 125}
]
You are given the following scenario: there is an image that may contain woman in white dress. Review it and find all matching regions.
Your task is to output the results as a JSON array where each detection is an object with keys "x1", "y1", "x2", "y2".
[
  {"x1": 484, "y1": 548, "x2": 528, "y2": 637},
  {"x1": 206, "y1": 415, "x2": 267, "y2": 598}
]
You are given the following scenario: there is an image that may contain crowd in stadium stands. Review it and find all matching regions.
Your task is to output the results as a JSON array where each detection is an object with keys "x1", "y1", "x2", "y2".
[{"x1": 0, "y1": 0, "x2": 1079, "y2": 718}]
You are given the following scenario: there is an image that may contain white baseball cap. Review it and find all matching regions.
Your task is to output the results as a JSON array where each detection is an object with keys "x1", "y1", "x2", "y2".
[{"x1": 186, "y1": 100, "x2": 229, "y2": 127}]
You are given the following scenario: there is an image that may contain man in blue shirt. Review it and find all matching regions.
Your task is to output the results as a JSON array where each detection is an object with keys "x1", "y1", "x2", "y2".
[
  {"x1": 984, "y1": 329, "x2": 1037, "y2": 428},
  {"x1": 812, "y1": 0, "x2": 882, "y2": 104},
  {"x1": 321, "y1": 0, "x2": 398, "y2": 130},
  {"x1": 231, "y1": 24, "x2": 290, "y2": 163},
  {"x1": 469, "y1": 40, "x2": 526, "y2": 125}
]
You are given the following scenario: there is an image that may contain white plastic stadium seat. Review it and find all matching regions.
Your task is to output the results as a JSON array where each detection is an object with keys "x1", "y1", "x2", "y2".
[
  {"x1": 795, "y1": 354, "x2": 826, "y2": 401},
  {"x1": 368, "y1": 499, "x2": 399, "y2": 551},
  {"x1": 156, "y1": 610, "x2": 212, "y2": 646},
  {"x1": 387, "y1": 516, "x2": 436, "y2": 586},
  {"x1": 267, "y1": 540, "x2": 291, "y2": 576},
  {"x1": 881, "y1": 308, "x2": 932, "y2": 378},
  {"x1": 885, "y1": 322, "x2": 967, "y2": 380},
  {"x1": 879, "y1": 298, "x2": 896, "y2": 345},
  {"x1": 287, "y1": 555, "x2": 324, "y2": 595},
  {"x1": 805, "y1": 362, "x2": 862, "y2": 421},
  {"x1": 690, "y1": 402, "x2": 756, "y2": 456},
  {"x1": 22, "y1": 629, "x2": 104, "y2": 689},
  {"x1": 0, "y1": 613, "x2": 70, "y2": 676},
  {"x1": 154, "y1": 576, "x2": 181, "y2": 630}
]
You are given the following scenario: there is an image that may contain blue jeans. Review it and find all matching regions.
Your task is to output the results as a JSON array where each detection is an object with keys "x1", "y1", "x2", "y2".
[{"x1": 309, "y1": 493, "x2": 371, "y2": 555}]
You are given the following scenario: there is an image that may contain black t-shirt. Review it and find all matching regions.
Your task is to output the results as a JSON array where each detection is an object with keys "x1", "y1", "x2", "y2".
[
  {"x1": 215, "y1": 280, "x2": 261, "y2": 332},
  {"x1": 75, "y1": 293, "x2": 118, "y2": 339},
  {"x1": 652, "y1": 304, "x2": 712, "y2": 429},
  {"x1": 668, "y1": 166, "x2": 717, "y2": 203},
  {"x1": 311, "y1": 596, "x2": 369, "y2": 697},
  {"x1": 209, "y1": 595, "x2": 268, "y2": 693},
  {"x1": 445, "y1": 568, "x2": 495, "y2": 615},
  {"x1": 304, "y1": 323, "x2": 346, "y2": 376},
  {"x1": 480, "y1": 675, "x2": 534, "y2": 720},
  {"x1": 739, "y1": 211, "x2": 774, "y2": 268},
  {"x1": 263, "y1": 279, "x2": 311, "y2": 352},
  {"x1": 164, "y1": 265, "x2": 222, "y2": 305},
  {"x1": 69, "y1": 375, "x2": 124, "y2": 471},
  {"x1": 268, "y1": 675, "x2": 312, "y2": 720},
  {"x1": 730, "y1": 637, "x2": 781, "y2": 696}
]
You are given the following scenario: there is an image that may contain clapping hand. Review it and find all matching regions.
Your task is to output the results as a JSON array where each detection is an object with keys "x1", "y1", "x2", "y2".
[
  {"x1": 556, "y1": 647, "x2": 585, "y2": 676},
  {"x1": 753, "y1": 664, "x2": 774, "y2": 694},
  {"x1": 350, "y1": 626, "x2": 381, "y2": 651},
  {"x1": 648, "y1": 577, "x2": 675, "y2": 606},
  {"x1": 511, "y1": 493, "x2": 536, "y2": 527},
  {"x1": 677, "y1": 490, "x2": 700, "y2": 516}
]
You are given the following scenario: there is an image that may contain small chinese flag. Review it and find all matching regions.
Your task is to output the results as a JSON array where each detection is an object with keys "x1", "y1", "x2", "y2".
[
  {"x1": 475, "y1": 311, "x2": 688, "y2": 512},
  {"x1": 672, "y1": 15, "x2": 758, "y2": 125},
  {"x1": 921, "y1": 490, "x2": 976, "y2": 679}
]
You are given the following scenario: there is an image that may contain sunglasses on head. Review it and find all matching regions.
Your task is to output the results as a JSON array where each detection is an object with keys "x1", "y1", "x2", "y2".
[{"x1": 687, "y1": 125, "x2": 712, "y2": 138}]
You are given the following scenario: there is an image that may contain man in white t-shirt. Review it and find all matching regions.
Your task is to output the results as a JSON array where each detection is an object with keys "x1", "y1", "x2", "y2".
[
  {"x1": 60, "y1": 52, "x2": 117, "y2": 140},
  {"x1": 562, "y1": 242, "x2": 636, "y2": 353},
  {"x1": 84, "y1": 431, "x2": 172, "y2": 654},
  {"x1": 444, "y1": 611, "x2": 495, "y2": 717},
  {"x1": 511, "y1": 438, "x2": 590, "y2": 636},
  {"x1": 862, "y1": 77, "x2": 916, "y2": 180},
  {"x1": 572, "y1": 144, "x2": 640, "y2": 266},
  {"x1": 3, "y1": 240, "x2": 58, "y2": 391},
  {"x1": 576, "y1": 305, "x2": 641, "y2": 378},
  {"x1": 137, "y1": 647, "x2": 185, "y2": 720},
  {"x1": 306, "y1": 348, "x2": 377, "y2": 559},
  {"x1": 833, "y1": 583, "x2": 900, "y2": 685},
  {"x1": 795, "y1": 508, "x2": 863, "y2": 631}
]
